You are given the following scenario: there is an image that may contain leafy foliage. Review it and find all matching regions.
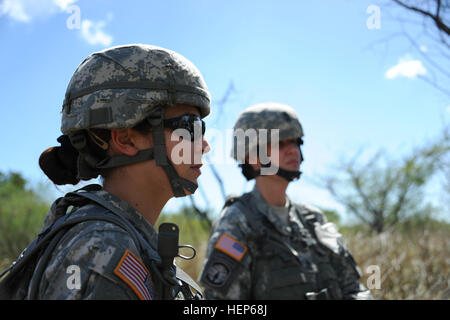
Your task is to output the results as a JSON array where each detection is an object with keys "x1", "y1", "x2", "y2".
[
  {"x1": 321, "y1": 126, "x2": 450, "y2": 233},
  {"x1": 0, "y1": 172, "x2": 49, "y2": 266}
]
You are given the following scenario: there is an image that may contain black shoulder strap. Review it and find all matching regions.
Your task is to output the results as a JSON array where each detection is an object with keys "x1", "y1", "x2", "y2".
[
  {"x1": 70, "y1": 191, "x2": 131, "y2": 220},
  {"x1": 292, "y1": 204, "x2": 324, "y2": 239},
  {"x1": 223, "y1": 193, "x2": 268, "y2": 238}
]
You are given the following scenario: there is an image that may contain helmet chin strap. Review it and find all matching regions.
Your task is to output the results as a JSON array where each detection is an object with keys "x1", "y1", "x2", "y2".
[
  {"x1": 274, "y1": 166, "x2": 302, "y2": 182},
  {"x1": 70, "y1": 108, "x2": 198, "y2": 198},
  {"x1": 240, "y1": 140, "x2": 304, "y2": 182},
  {"x1": 240, "y1": 162, "x2": 302, "y2": 182},
  {"x1": 260, "y1": 162, "x2": 302, "y2": 182},
  {"x1": 95, "y1": 147, "x2": 198, "y2": 197},
  {"x1": 145, "y1": 110, "x2": 198, "y2": 197}
]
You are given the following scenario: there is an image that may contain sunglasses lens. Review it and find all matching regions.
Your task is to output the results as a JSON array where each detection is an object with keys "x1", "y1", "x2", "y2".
[
  {"x1": 164, "y1": 115, "x2": 205, "y2": 141},
  {"x1": 191, "y1": 117, "x2": 205, "y2": 141}
]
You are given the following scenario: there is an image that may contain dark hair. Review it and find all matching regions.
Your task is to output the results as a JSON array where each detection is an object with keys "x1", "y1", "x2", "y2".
[
  {"x1": 39, "y1": 135, "x2": 80, "y2": 185},
  {"x1": 39, "y1": 117, "x2": 157, "y2": 186},
  {"x1": 38, "y1": 129, "x2": 110, "y2": 185},
  {"x1": 39, "y1": 120, "x2": 154, "y2": 186}
]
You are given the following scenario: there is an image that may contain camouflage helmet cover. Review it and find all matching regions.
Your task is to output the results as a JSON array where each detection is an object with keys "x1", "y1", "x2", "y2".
[
  {"x1": 61, "y1": 44, "x2": 210, "y2": 135},
  {"x1": 231, "y1": 102, "x2": 303, "y2": 160}
]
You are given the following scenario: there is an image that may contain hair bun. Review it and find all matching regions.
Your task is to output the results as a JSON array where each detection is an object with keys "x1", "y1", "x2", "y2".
[{"x1": 39, "y1": 135, "x2": 80, "y2": 185}]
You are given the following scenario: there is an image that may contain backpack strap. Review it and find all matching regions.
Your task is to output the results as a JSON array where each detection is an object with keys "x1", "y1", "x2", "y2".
[{"x1": 30, "y1": 206, "x2": 146, "y2": 299}]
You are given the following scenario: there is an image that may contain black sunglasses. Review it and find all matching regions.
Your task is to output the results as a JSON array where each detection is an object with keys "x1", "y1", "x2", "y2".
[{"x1": 163, "y1": 114, "x2": 205, "y2": 141}]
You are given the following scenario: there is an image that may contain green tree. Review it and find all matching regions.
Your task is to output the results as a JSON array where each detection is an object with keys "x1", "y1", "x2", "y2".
[
  {"x1": 321, "y1": 126, "x2": 450, "y2": 233},
  {"x1": 319, "y1": 208, "x2": 341, "y2": 226},
  {"x1": 0, "y1": 171, "x2": 49, "y2": 261}
]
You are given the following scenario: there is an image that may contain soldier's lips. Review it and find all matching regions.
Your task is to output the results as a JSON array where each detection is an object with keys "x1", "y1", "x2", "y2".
[
  {"x1": 285, "y1": 159, "x2": 300, "y2": 167},
  {"x1": 190, "y1": 164, "x2": 202, "y2": 176}
]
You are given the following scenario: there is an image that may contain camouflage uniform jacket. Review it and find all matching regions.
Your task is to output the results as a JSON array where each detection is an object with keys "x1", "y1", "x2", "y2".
[
  {"x1": 25, "y1": 185, "x2": 187, "y2": 300},
  {"x1": 199, "y1": 187, "x2": 373, "y2": 300}
]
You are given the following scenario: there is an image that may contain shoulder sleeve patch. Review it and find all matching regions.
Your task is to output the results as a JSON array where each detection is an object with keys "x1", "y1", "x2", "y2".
[
  {"x1": 215, "y1": 234, "x2": 247, "y2": 261},
  {"x1": 114, "y1": 249, "x2": 155, "y2": 300},
  {"x1": 199, "y1": 250, "x2": 242, "y2": 295}
]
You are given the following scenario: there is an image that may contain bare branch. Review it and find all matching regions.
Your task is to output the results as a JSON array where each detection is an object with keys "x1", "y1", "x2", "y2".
[
  {"x1": 392, "y1": 0, "x2": 450, "y2": 36},
  {"x1": 402, "y1": 30, "x2": 450, "y2": 79},
  {"x1": 213, "y1": 81, "x2": 236, "y2": 126},
  {"x1": 418, "y1": 74, "x2": 450, "y2": 96}
]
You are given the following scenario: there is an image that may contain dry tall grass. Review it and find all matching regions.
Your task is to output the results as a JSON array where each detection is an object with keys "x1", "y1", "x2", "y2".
[
  {"x1": 175, "y1": 220, "x2": 450, "y2": 300},
  {"x1": 2, "y1": 213, "x2": 448, "y2": 300},
  {"x1": 344, "y1": 226, "x2": 450, "y2": 299}
]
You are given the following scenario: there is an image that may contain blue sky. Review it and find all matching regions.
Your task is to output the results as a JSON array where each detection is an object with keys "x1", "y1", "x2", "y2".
[{"x1": 1, "y1": 0, "x2": 449, "y2": 222}]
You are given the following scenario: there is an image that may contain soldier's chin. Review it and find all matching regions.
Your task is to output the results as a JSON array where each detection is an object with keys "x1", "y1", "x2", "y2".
[{"x1": 184, "y1": 179, "x2": 199, "y2": 196}]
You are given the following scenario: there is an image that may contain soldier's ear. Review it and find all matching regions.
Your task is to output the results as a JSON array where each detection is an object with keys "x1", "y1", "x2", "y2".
[{"x1": 109, "y1": 129, "x2": 140, "y2": 156}]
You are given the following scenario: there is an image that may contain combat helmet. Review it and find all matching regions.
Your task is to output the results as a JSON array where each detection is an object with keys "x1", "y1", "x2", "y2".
[
  {"x1": 61, "y1": 44, "x2": 210, "y2": 197},
  {"x1": 231, "y1": 102, "x2": 303, "y2": 181}
]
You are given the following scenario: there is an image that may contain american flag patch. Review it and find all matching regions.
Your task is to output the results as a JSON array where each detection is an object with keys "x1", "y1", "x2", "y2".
[
  {"x1": 114, "y1": 249, "x2": 155, "y2": 300},
  {"x1": 215, "y1": 234, "x2": 248, "y2": 261}
]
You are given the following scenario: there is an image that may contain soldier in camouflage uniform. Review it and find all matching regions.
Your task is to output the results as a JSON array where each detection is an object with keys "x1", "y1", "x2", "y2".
[
  {"x1": 199, "y1": 102, "x2": 373, "y2": 299},
  {"x1": 0, "y1": 44, "x2": 209, "y2": 300}
]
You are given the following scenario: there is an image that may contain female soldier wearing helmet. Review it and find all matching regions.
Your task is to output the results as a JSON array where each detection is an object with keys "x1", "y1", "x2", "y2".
[
  {"x1": 1, "y1": 44, "x2": 210, "y2": 300},
  {"x1": 199, "y1": 102, "x2": 373, "y2": 300}
]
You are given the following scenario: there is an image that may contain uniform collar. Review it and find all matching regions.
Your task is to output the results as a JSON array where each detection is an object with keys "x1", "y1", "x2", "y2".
[
  {"x1": 89, "y1": 187, "x2": 159, "y2": 247},
  {"x1": 250, "y1": 186, "x2": 293, "y2": 236}
]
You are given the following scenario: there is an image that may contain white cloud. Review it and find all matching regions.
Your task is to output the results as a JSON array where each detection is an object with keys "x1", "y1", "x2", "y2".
[
  {"x1": 54, "y1": 0, "x2": 78, "y2": 11},
  {"x1": 0, "y1": 0, "x2": 77, "y2": 22},
  {"x1": 81, "y1": 19, "x2": 113, "y2": 46},
  {"x1": 1, "y1": 0, "x2": 113, "y2": 47},
  {"x1": 0, "y1": 0, "x2": 32, "y2": 22},
  {"x1": 385, "y1": 57, "x2": 427, "y2": 79}
]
